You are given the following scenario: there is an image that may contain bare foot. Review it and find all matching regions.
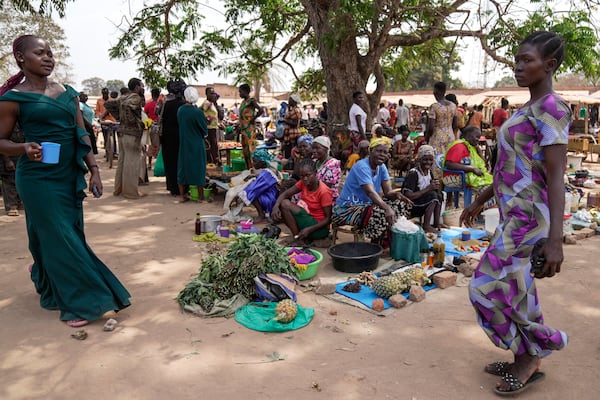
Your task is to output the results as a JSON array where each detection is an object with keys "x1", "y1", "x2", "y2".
[{"x1": 253, "y1": 216, "x2": 267, "y2": 224}]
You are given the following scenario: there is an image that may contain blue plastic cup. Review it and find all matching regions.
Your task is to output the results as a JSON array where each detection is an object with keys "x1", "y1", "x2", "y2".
[{"x1": 40, "y1": 142, "x2": 60, "y2": 164}]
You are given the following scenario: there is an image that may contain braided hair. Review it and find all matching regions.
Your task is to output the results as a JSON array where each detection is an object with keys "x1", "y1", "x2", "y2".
[
  {"x1": 0, "y1": 34, "x2": 37, "y2": 96},
  {"x1": 520, "y1": 31, "x2": 566, "y2": 71}
]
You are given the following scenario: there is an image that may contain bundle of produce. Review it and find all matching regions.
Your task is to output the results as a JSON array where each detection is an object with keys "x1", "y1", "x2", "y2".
[
  {"x1": 177, "y1": 234, "x2": 298, "y2": 314},
  {"x1": 371, "y1": 267, "x2": 430, "y2": 299}
]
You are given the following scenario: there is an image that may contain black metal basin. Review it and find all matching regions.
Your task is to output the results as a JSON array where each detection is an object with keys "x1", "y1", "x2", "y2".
[{"x1": 327, "y1": 242, "x2": 383, "y2": 273}]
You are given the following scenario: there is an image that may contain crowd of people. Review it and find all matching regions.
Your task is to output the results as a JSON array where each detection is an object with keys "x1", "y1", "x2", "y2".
[{"x1": 0, "y1": 30, "x2": 572, "y2": 397}]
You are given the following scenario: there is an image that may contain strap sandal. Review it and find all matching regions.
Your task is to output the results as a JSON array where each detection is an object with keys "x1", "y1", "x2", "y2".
[
  {"x1": 493, "y1": 371, "x2": 545, "y2": 396},
  {"x1": 484, "y1": 361, "x2": 510, "y2": 376}
]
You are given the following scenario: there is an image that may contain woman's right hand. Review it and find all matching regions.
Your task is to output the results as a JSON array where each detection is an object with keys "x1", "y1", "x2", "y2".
[
  {"x1": 472, "y1": 167, "x2": 483, "y2": 176},
  {"x1": 384, "y1": 205, "x2": 396, "y2": 225},
  {"x1": 271, "y1": 206, "x2": 281, "y2": 221},
  {"x1": 460, "y1": 203, "x2": 483, "y2": 227},
  {"x1": 25, "y1": 142, "x2": 43, "y2": 162}
]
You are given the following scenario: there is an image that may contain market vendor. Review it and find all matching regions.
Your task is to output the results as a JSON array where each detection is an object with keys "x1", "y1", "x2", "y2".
[
  {"x1": 402, "y1": 145, "x2": 445, "y2": 233},
  {"x1": 224, "y1": 148, "x2": 281, "y2": 223},
  {"x1": 332, "y1": 139, "x2": 413, "y2": 247},
  {"x1": 443, "y1": 126, "x2": 493, "y2": 196},
  {"x1": 272, "y1": 160, "x2": 333, "y2": 247}
]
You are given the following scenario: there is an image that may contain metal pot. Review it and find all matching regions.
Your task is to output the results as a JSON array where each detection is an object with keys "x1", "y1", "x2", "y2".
[{"x1": 200, "y1": 215, "x2": 222, "y2": 233}]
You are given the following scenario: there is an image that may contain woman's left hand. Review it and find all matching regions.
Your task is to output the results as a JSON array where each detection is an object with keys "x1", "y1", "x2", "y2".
[{"x1": 89, "y1": 171, "x2": 103, "y2": 197}]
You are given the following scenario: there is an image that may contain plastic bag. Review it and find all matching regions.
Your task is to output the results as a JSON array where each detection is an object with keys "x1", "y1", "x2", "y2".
[
  {"x1": 234, "y1": 302, "x2": 315, "y2": 332},
  {"x1": 392, "y1": 216, "x2": 419, "y2": 233},
  {"x1": 254, "y1": 273, "x2": 298, "y2": 302},
  {"x1": 153, "y1": 148, "x2": 165, "y2": 177},
  {"x1": 583, "y1": 179, "x2": 597, "y2": 188}
]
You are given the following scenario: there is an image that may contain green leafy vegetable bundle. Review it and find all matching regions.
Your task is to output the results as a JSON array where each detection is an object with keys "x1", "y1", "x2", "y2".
[{"x1": 177, "y1": 235, "x2": 298, "y2": 313}]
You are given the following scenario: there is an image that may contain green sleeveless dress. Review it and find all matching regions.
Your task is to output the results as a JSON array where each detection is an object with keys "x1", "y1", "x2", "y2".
[{"x1": 0, "y1": 85, "x2": 130, "y2": 322}]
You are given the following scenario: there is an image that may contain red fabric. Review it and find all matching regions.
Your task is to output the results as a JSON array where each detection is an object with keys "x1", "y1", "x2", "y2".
[
  {"x1": 492, "y1": 108, "x2": 508, "y2": 127},
  {"x1": 443, "y1": 142, "x2": 469, "y2": 177},
  {"x1": 295, "y1": 181, "x2": 332, "y2": 222},
  {"x1": 144, "y1": 100, "x2": 159, "y2": 122}
]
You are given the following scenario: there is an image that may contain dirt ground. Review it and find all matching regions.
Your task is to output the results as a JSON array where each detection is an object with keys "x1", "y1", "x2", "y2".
[{"x1": 1, "y1": 154, "x2": 600, "y2": 400}]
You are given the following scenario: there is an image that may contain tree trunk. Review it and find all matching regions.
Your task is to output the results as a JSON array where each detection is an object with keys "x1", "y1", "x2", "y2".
[{"x1": 302, "y1": 1, "x2": 374, "y2": 132}]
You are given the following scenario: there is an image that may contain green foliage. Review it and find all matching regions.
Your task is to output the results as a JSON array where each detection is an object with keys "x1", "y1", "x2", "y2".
[
  {"x1": 177, "y1": 234, "x2": 298, "y2": 312},
  {"x1": 81, "y1": 77, "x2": 105, "y2": 96},
  {"x1": 291, "y1": 68, "x2": 326, "y2": 100},
  {"x1": 494, "y1": 75, "x2": 517, "y2": 88},
  {"x1": 106, "y1": 79, "x2": 125, "y2": 93},
  {"x1": 382, "y1": 39, "x2": 465, "y2": 90},
  {"x1": 0, "y1": 0, "x2": 72, "y2": 17}
]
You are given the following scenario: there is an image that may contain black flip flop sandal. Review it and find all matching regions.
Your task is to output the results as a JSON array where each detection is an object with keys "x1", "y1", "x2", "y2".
[{"x1": 493, "y1": 371, "x2": 545, "y2": 396}]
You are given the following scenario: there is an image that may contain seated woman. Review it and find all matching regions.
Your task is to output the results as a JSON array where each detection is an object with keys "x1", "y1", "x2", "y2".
[
  {"x1": 402, "y1": 145, "x2": 444, "y2": 233},
  {"x1": 272, "y1": 160, "x2": 333, "y2": 246},
  {"x1": 285, "y1": 134, "x2": 313, "y2": 179},
  {"x1": 332, "y1": 139, "x2": 413, "y2": 248},
  {"x1": 391, "y1": 125, "x2": 414, "y2": 176},
  {"x1": 442, "y1": 126, "x2": 493, "y2": 196},
  {"x1": 312, "y1": 136, "x2": 342, "y2": 202},
  {"x1": 225, "y1": 149, "x2": 280, "y2": 223}
]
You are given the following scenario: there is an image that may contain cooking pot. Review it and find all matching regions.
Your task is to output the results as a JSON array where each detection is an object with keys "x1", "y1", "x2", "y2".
[
  {"x1": 199, "y1": 215, "x2": 222, "y2": 233},
  {"x1": 575, "y1": 169, "x2": 589, "y2": 179}
]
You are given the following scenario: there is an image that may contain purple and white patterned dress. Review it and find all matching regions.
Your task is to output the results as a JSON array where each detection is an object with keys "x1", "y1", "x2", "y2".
[{"x1": 469, "y1": 93, "x2": 570, "y2": 357}]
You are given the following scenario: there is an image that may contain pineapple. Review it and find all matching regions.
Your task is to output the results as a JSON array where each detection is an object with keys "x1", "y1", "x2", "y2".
[
  {"x1": 274, "y1": 299, "x2": 298, "y2": 323},
  {"x1": 372, "y1": 268, "x2": 431, "y2": 299}
]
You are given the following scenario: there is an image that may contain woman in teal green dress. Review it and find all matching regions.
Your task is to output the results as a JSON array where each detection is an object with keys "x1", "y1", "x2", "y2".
[
  {"x1": 176, "y1": 86, "x2": 208, "y2": 202},
  {"x1": 0, "y1": 35, "x2": 130, "y2": 328}
]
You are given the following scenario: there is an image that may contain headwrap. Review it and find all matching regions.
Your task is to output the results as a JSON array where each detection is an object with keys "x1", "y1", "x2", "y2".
[
  {"x1": 289, "y1": 94, "x2": 302, "y2": 105},
  {"x1": 184, "y1": 86, "x2": 199, "y2": 103},
  {"x1": 357, "y1": 140, "x2": 370, "y2": 150},
  {"x1": 252, "y1": 148, "x2": 274, "y2": 163},
  {"x1": 371, "y1": 123, "x2": 383, "y2": 136},
  {"x1": 417, "y1": 144, "x2": 435, "y2": 159},
  {"x1": 297, "y1": 134, "x2": 313, "y2": 146},
  {"x1": 313, "y1": 135, "x2": 331, "y2": 150},
  {"x1": 369, "y1": 138, "x2": 388, "y2": 150}
]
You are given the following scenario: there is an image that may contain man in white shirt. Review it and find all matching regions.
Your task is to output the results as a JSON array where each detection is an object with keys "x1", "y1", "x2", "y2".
[
  {"x1": 348, "y1": 91, "x2": 367, "y2": 145},
  {"x1": 395, "y1": 99, "x2": 410, "y2": 131},
  {"x1": 376, "y1": 103, "x2": 390, "y2": 127}
]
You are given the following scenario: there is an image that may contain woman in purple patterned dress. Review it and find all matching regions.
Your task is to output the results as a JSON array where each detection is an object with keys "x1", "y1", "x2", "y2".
[{"x1": 460, "y1": 31, "x2": 570, "y2": 396}]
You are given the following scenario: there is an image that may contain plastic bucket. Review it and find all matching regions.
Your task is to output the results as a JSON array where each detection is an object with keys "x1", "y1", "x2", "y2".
[
  {"x1": 203, "y1": 188, "x2": 212, "y2": 199},
  {"x1": 230, "y1": 149, "x2": 243, "y2": 160},
  {"x1": 482, "y1": 208, "x2": 500, "y2": 236},
  {"x1": 232, "y1": 158, "x2": 246, "y2": 171},
  {"x1": 189, "y1": 186, "x2": 199, "y2": 201},
  {"x1": 285, "y1": 248, "x2": 323, "y2": 280},
  {"x1": 41, "y1": 142, "x2": 60, "y2": 164}
]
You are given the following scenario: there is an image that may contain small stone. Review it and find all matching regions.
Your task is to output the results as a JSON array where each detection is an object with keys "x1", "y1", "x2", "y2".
[
  {"x1": 103, "y1": 318, "x2": 118, "y2": 331},
  {"x1": 315, "y1": 280, "x2": 336, "y2": 295},
  {"x1": 582, "y1": 227, "x2": 596, "y2": 238},
  {"x1": 432, "y1": 271, "x2": 457, "y2": 289},
  {"x1": 409, "y1": 285, "x2": 426, "y2": 302},
  {"x1": 589, "y1": 222, "x2": 598, "y2": 230},
  {"x1": 371, "y1": 298, "x2": 385, "y2": 312},
  {"x1": 389, "y1": 294, "x2": 408, "y2": 308},
  {"x1": 457, "y1": 262, "x2": 476, "y2": 277},
  {"x1": 564, "y1": 235, "x2": 577, "y2": 244},
  {"x1": 329, "y1": 309, "x2": 338, "y2": 316}
]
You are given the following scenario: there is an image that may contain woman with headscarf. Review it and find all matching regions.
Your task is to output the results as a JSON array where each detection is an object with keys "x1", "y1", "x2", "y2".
[
  {"x1": 238, "y1": 84, "x2": 262, "y2": 168},
  {"x1": 426, "y1": 81, "x2": 457, "y2": 179},
  {"x1": 288, "y1": 134, "x2": 313, "y2": 179},
  {"x1": 282, "y1": 94, "x2": 302, "y2": 159},
  {"x1": 176, "y1": 86, "x2": 208, "y2": 203},
  {"x1": 161, "y1": 80, "x2": 187, "y2": 195},
  {"x1": 402, "y1": 145, "x2": 444, "y2": 233},
  {"x1": 312, "y1": 136, "x2": 342, "y2": 202},
  {"x1": 238, "y1": 148, "x2": 281, "y2": 222},
  {"x1": 333, "y1": 139, "x2": 413, "y2": 247}
]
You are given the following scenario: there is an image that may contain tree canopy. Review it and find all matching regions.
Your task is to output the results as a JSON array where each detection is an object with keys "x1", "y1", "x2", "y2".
[{"x1": 108, "y1": 0, "x2": 600, "y2": 125}]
